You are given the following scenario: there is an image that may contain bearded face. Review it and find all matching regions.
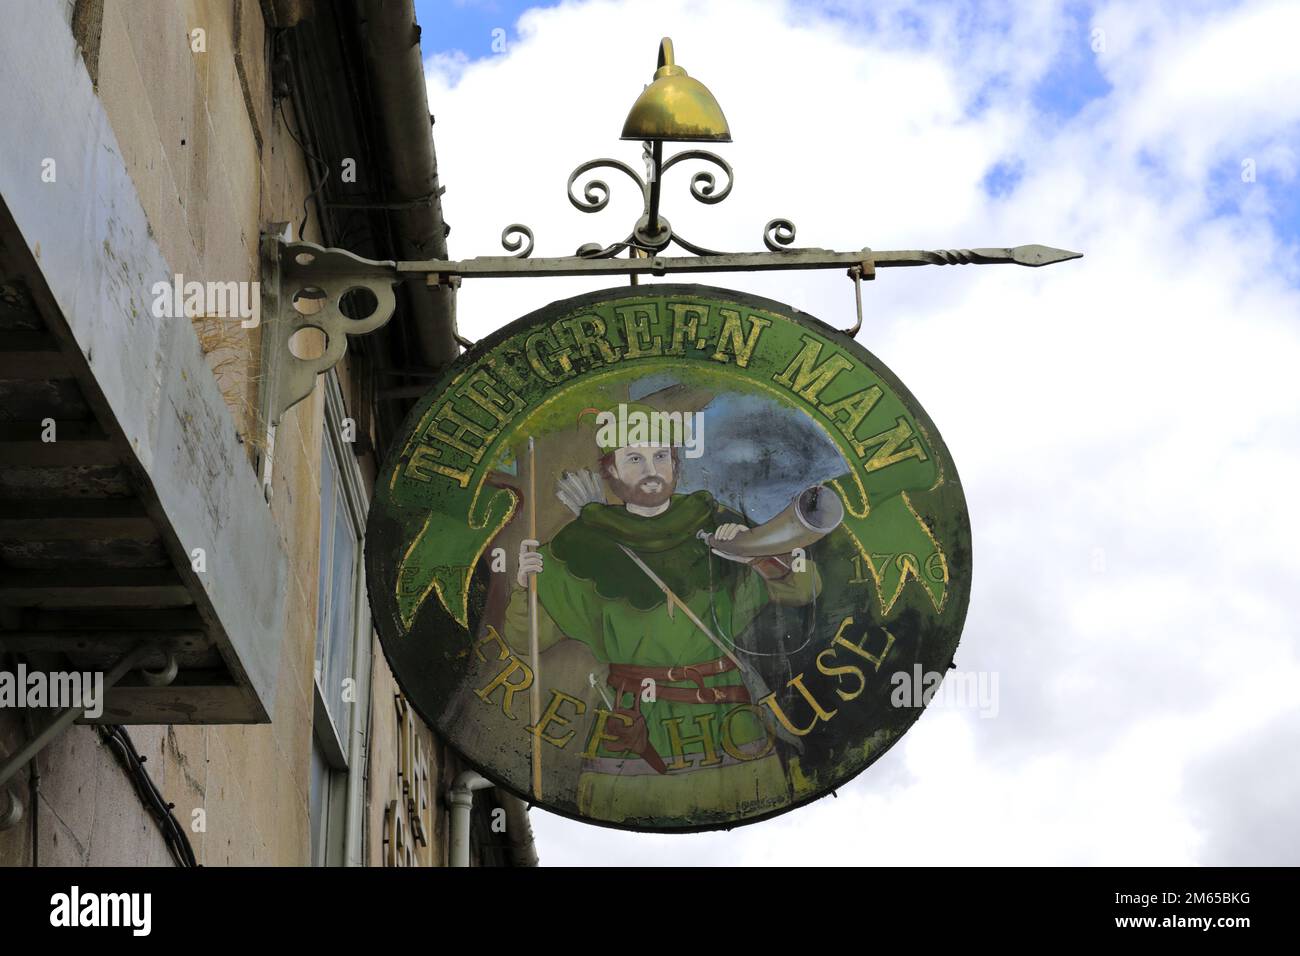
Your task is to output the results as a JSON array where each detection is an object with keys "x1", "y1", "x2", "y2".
[{"x1": 603, "y1": 445, "x2": 677, "y2": 508}]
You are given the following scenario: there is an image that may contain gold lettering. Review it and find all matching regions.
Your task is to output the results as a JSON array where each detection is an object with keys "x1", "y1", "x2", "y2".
[
  {"x1": 666, "y1": 302, "x2": 708, "y2": 355},
  {"x1": 617, "y1": 304, "x2": 664, "y2": 359},
  {"x1": 529, "y1": 690, "x2": 587, "y2": 748},
  {"x1": 383, "y1": 799, "x2": 411, "y2": 867},
  {"x1": 485, "y1": 352, "x2": 529, "y2": 391},
  {"x1": 830, "y1": 616, "x2": 896, "y2": 672},
  {"x1": 455, "y1": 368, "x2": 525, "y2": 426},
  {"x1": 473, "y1": 655, "x2": 534, "y2": 719},
  {"x1": 854, "y1": 416, "x2": 929, "y2": 470},
  {"x1": 425, "y1": 404, "x2": 497, "y2": 464},
  {"x1": 711, "y1": 309, "x2": 771, "y2": 367},
  {"x1": 561, "y1": 314, "x2": 621, "y2": 366},
  {"x1": 759, "y1": 674, "x2": 837, "y2": 736},
  {"x1": 473, "y1": 625, "x2": 511, "y2": 663},
  {"x1": 404, "y1": 443, "x2": 471, "y2": 488},
  {"x1": 524, "y1": 328, "x2": 576, "y2": 383},
  {"x1": 720, "y1": 704, "x2": 776, "y2": 762},
  {"x1": 820, "y1": 385, "x2": 883, "y2": 440},
  {"x1": 816, "y1": 648, "x2": 867, "y2": 702},
  {"x1": 662, "y1": 712, "x2": 723, "y2": 770},
  {"x1": 582, "y1": 709, "x2": 635, "y2": 758},
  {"x1": 774, "y1": 336, "x2": 854, "y2": 401}
]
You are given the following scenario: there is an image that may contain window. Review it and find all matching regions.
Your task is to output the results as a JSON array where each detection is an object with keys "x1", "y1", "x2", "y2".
[{"x1": 309, "y1": 374, "x2": 372, "y2": 866}]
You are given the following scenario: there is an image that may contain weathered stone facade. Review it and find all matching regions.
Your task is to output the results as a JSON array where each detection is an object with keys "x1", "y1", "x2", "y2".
[{"x1": 0, "y1": 0, "x2": 529, "y2": 868}]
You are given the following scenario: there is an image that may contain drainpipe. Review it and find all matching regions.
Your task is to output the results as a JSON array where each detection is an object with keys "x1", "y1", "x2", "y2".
[
  {"x1": 357, "y1": 0, "x2": 460, "y2": 369},
  {"x1": 499, "y1": 792, "x2": 540, "y2": 867},
  {"x1": 447, "y1": 770, "x2": 495, "y2": 867}
]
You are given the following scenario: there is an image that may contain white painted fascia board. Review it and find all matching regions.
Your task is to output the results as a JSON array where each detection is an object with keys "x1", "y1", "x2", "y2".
[{"x1": 0, "y1": 4, "x2": 289, "y2": 719}]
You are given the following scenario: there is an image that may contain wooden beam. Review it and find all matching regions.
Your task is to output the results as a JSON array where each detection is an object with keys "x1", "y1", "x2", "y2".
[
  {"x1": 0, "y1": 630, "x2": 206, "y2": 654},
  {"x1": 18, "y1": 607, "x2": 208, "y2": 631},
  {"x1": 0, "y1": 569, "x2": 193, "y2": 607},
  {"x1": 0, "y1": 422, "x2": 107, "y2": 441},
  {"x1": 87, "y1": 680, "x2": 254, "y2": 725},
  {"x1": 0, "y1": 499, "x2": 156, "y2": 539},
  {"x1": 0, "y1": 440, "x2": 119, "y2": 466},
  {"x1": 0, "y1": 331, "x2": 60, "y2": 351},
  {"x1": 0, "y1": 351, "x2": 74, "y2": 379},
  {"x1": 0, "y1": 421, "x2": 119, "y2": 465}
]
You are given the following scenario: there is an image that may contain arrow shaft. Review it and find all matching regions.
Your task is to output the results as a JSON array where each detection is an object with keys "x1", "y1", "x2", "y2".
[
  {"x1": 527, "y1": 436, "x2": 542, "y2": 801},
  {"x1": 616, "y1": 544, "x2": 744, "y2": 672}
]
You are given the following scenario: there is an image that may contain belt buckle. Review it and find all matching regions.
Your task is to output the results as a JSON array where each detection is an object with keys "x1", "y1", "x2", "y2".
[{"x1": 693, "y1": 686, "x2": 726, "y2": 704}]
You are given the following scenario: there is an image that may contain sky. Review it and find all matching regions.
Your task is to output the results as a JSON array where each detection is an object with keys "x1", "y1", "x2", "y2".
[{"x1": 412, "y1": 0, "x2": 1300, "y2": 865}]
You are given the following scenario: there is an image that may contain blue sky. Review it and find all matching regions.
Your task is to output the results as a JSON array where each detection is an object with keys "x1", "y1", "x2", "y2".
[
  {"x1": 416, "y1": 0, "x2": 1114, "y2": 120},
  {"x1": 416, "y1": 0, "x2": 1296, "y2": 247},
  {"x1": 414, "y1": 0, "x2": 1300, "y2": 866},
  {"x1": 415, "y1": 0, "x2": 556, "y2": 60}
]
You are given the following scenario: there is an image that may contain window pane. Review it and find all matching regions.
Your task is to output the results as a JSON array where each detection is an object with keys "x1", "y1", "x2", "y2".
[
  {"x1": 324, "y1": 479, "x2": 357, "y2": 736},
  {"x1": 309, "y1": 734, "x2": 330, "y2": 866},
  {"x1": 315, "y1": 441, "x2": 338, "y2": 681}
]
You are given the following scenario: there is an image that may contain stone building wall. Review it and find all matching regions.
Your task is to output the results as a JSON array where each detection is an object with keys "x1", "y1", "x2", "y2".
[{"x1": 0, "y1": 0, "x2": 466, "y2": 868}]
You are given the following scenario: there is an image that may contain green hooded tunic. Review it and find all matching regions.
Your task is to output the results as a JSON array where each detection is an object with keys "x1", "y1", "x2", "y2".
[{"x1": 503, "y1": 491, "x2": 820, "y2": 819}]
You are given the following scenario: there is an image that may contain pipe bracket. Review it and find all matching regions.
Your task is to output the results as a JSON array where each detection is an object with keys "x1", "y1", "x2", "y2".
[{"x1": 0, "y1": 785, "x2": 22, "y2": 831}]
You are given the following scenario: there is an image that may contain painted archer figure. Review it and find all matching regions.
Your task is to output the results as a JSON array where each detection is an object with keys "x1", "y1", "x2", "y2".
[{"x1": 500, "y1": 402, "x2": 821, "y2": 821}]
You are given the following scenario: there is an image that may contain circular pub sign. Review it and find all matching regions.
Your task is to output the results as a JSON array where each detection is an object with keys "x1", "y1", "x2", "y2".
[{"x1": 367, "y1": 284, "x2": 970, "y2": 831}]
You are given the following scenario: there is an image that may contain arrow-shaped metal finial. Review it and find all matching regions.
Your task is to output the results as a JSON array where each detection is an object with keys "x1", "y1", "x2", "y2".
[{"x1": 1006, "y1": 244, "x2": 1083, "y2": 267}]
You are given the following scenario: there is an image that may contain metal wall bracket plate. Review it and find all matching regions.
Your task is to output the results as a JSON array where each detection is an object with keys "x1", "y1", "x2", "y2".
[{"x1": 259, "y1": 229, "x2": 399, "y2": 428}]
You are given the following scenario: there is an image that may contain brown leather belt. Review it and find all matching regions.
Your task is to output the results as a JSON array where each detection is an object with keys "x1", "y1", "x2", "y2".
[
  {"x1": 608, "y1": 657, "x2": 750, "y2": 705},
  {"x1": 600, "y1": 656, "x2": 751, "y2": 774}
]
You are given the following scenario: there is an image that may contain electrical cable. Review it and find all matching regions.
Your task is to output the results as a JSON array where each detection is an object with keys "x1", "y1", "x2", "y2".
[
  {"x1": 94, "y1": 725, "x2": 198, "y2": 867},
  {"x1": 277, "y1": 96, "x2": 332, "y2": 242}
]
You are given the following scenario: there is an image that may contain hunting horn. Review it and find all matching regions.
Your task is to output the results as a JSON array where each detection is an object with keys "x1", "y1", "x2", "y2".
[{"x1": 699, "y1": 485, "x2": 844, "y2": 558}]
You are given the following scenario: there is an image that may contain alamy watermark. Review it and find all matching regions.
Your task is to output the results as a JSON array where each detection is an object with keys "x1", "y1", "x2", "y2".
[
  {"x1": 0, "y1": 664, "x2": 104, "y2": 719},
  {"x1": 50, "y1": 886, "x2": 150, "y2": 936},
  {"x1": 150, "y1": 273, "x2": 260, "y2": 328},
  {"x1": 590, "y1": 403, "x2": 705, "y2": 458},
  {"x1": 890, "y1": 664, "x2": 999, "y2": 718}
]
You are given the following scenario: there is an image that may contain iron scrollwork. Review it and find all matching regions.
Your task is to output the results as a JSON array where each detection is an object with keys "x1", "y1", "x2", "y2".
[{"x1": 500, "y1": 145, "x2": 803, "y2": 261}]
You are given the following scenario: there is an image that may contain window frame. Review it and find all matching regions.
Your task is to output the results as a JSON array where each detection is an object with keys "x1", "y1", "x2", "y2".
[{"x1": 309, "y1": 371, "x2": 374, "y2": 867}]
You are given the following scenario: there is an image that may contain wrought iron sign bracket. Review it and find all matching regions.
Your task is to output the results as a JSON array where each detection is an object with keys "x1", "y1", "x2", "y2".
[
  {"x1": 255, "y1": 36, "x2": 1081, "y2": 429},
  {"x1": 258, "y1": 225, "x2": 400, "y2": 430},
  {"x1": 258, "y1": 231, "x2": 1079, "y2": 427}
]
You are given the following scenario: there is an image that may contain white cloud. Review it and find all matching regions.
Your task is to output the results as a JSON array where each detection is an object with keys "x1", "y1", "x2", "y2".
[
  {"x1": 425, "y1": 0, "x2": 1300, "y2": 865},
  {"x1": 426, "y1": 48, "x2": 473, "y2": 86}
]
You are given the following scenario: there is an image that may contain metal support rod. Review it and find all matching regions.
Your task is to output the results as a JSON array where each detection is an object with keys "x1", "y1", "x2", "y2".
[
  {"x1": 646, "y1": 140, "x2": 664, "y2": 238},
  {"x1": 845, "y1": 265, "x2": 865, "y2": 336},
  {"x1": 258, "y1": 235, "x2": 1078, "y2": 425},
  {"x1": 389, "y1": 244, "x2": 1080, "y2": 280},
  {"x1": 0, "y1": 644, "x2": 151, "y2": 790}
]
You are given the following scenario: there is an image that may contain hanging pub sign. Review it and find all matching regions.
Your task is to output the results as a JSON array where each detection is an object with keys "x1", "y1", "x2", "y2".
[{"x1": 366, "y1": 284, "x2": 971, "y2": 831}]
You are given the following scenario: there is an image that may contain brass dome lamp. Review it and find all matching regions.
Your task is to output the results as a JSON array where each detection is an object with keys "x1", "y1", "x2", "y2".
[{"x1": 620, "y1": 38, "x2": 730, "y2": 246}]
